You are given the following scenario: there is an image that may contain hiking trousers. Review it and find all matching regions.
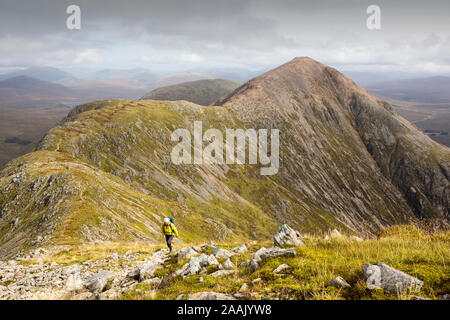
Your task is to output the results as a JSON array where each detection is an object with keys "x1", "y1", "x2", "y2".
[{"x1": 165, "y1": 234, "x2": 174, "y2": 252}]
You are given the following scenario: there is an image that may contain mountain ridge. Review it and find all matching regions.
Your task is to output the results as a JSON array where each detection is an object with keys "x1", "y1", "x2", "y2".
[{"x1": 0, "y1": 57, "x2": 448, "y2": 258}]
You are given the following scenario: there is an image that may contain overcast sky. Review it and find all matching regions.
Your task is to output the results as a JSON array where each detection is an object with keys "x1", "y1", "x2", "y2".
[{"x1": 1, "y1": 0, "x2": 449, "y2": 76}]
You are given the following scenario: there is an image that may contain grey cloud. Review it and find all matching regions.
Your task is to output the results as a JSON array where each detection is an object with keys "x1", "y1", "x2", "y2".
[{"x1": 0, "y1": 0, "x2": 449, "y2": 74}]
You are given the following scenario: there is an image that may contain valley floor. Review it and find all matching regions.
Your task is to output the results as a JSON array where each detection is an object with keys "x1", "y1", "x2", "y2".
[{"x1": 0, "y1": 226, "x2": 448, "y2": 300}]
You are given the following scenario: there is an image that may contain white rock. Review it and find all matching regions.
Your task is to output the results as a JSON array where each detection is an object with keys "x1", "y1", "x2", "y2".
[
  {"x1": 273, "y1": 264, "x2": 290, "y2": 274},
  {"x1": 326, "y1": 276, "x2": 351, "y2": 289},
  {"x1": 363, "y1": 262, "x2": 423, "y2": 293},
  {"x1": 273, "y1": 224, "x2": 304, "y2": 247},
  {"x1": 66, "y1": 273, "x2": 83, "y2": 291}
]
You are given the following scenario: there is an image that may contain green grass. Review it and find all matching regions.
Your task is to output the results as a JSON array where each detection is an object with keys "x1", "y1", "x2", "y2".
[{"x1": 120, "y1": 226, "x2": 449, "y2": 300}]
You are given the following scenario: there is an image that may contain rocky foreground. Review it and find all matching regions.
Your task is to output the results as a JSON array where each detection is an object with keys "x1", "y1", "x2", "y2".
[{"x1": 0, "y1": 225, "x2": 447, "y2": 300}]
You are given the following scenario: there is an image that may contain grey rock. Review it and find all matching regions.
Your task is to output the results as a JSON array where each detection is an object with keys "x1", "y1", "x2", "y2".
[
  {"x1": 363, "y1": 262, "x2": 423, "y2": 293},
  {"x1": 83, "y1": 271, "x2": 115, "y2": 293},
  {"x1": 198, "y1": 254, "x2": 219, "y2": 267},
  {"x1": 326, "y1": 276, "x2": 351, "y2": 289},
  {"x1": 210, "y1": 270, "x2": 237, "y2": 277},
  {"x1": 212, "y1": 247, "x2": 234, "y2": 259},
  {"x1": 253, "y1": 247, "x2": 270, "y2": 262},
  {"x1": 66, "y1": 273, "x2": 83, "y2": 291},
  {"x1": 125, "y1": 267, "x2": 140, "y2": 281},
  {"x1": 273, "y1": 264, "x2": 290, "y2": 274},
  {"x1": 176, "y1": 247, "x2": 199, "y2": 261},
  {"x1": 249, "y1": 259, "x2": 260, "y2": 273},
  {"x1": 188, "y1": 292, "x2": 236, "y2": 300},
  {"x1": 175, "y1": 256, "x2": 202, "y2": 278},
  {"x1": 259, "y1": 247, "x2": 296, "y2": 261},
  {"x1": 273, "y1": 224, "x2": 304, "y2": 247},
  {"x1": 232, "y1": 244, "x2": 248, "y2": 254},
  {"x1": 239, "y1": 283, "x2": 249, "y2": 292},
  {"x1": 221, "y1": 258, "x2": 235, "y2": 270}
]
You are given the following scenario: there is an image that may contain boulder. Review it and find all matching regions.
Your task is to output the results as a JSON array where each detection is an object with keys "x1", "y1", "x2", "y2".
[
  {"x1": 125, "y1": 267, "x2": 140, "y2": 281},
  {"x1": 232, "y1": 243, "x2": 248, "y2": 254},
  {"x1": 249, "y1": 259, "x2": 260, "y2": 273},
  {"x1": 221, "y1": 258, "x2": 235, "y2": 270},
  {"x1": 363, "y1": 262, "x2": 423, "y2": 293},
  {"x1": 259, "y1": 247, "x2": 296, "y2": 260},
  {"x1": 273, "y1": 264, "x2": 290, "y2": 274},
  {"x1": 253, "y1": 247, "x2": 271, "y2": 262},
  {"x1": 66, "y1": 273, "x2": 83, "y2": 291},
  {"x1": 188, "y1": 292, "x2": 236, "y2": 300},
  {"x1": 176, "y1": 247, "x2": 199, "y2": 261},
  {"x1": 139, "y1": 261, "x2": 161, "y2": 281},
  {"x1": 175, "y1": 256, "x2": 202, "y2": 278},
  {"x1": 198, "y1": 254, "x2": 219, "y2": 267},
  {"x1": 209, "y1": 270, "x2": 237, "y2": 277},
  {"x1": 83, "y1": 271, "x2": 115, "y2": 293},
  {"x1": 350, "y1": 236, "x2": 363, "y2": 242},
  {"x1": 212, "y1": 247, "x2": 234, "y2": 259},
  {"x1": 273, "y1": 224, "x2": 304, "y2": 247},
  {"x1": 326, "y1": 276, "x2": 351, "y2": 289}
]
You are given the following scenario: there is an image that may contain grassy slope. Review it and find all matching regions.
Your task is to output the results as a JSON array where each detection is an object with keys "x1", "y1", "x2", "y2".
[
  {"x1": 119, "y1": 226, "x2": 449, "y2": 300},
  {"x1": 141, "y1": 79, "x2": 242, "y2": 106}
]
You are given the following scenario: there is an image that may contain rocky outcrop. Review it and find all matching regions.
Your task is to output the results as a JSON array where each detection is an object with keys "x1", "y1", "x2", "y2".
[
  {"x1": 0, "y1": 249, "x2": 168, "y2": 300},
  {"x1": 273, "y1": 224, "x2": 304, "y2": 247},
  {"x1": 363, "y1": 262, "x2": 423, "y2": 293},
  {"x1": 174, "y1": 254, "x2": 220, "y2": 278}
]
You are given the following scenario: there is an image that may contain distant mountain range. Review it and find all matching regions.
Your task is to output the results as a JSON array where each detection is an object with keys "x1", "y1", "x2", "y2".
[{"x1": 366, "y1": 76, "x2": 450, "y2": 103}]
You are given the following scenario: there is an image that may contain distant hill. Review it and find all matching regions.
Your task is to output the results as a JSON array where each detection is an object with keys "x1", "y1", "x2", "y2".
[
  {"x1": 0, "y1": 76, "x2": 77, "y2": 108},
  {"x1": 141, "y1": 79, "x2": 242, "y2": 105},
  {"x1": 367, "y1": 76, "x2": 450, "y2": 103},
  {"x1": 154, "y1": 72, "x2": 216, "y2": 87},
  {"x1": 94, "y1": 68, "x2": 159, "y2": 85},
  {"x1": 0, "y1": 66, "x2": 79, "y2": 86}
]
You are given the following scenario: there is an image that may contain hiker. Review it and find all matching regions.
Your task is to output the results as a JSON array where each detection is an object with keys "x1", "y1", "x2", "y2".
[{"x1": 162, "y1": 217, "x2": 179, "y2": 253}]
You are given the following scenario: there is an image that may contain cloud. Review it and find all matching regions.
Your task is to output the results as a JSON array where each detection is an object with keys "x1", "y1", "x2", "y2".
[
  {"x1": 0, "y1": 0, "x2": 449, "y2": 75},
  {"x1": 74, "y1": 49, "x2": 103, "y2": 64}
]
